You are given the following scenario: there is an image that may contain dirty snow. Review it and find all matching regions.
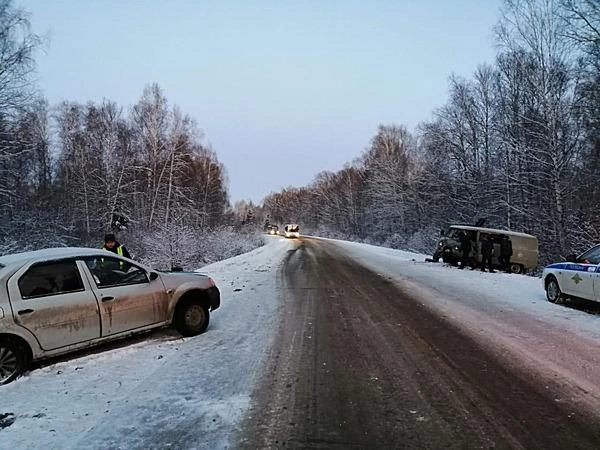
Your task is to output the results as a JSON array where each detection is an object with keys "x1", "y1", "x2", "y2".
[{"x1": 2, "y1": 236, "x2": 600, "y2": 449}]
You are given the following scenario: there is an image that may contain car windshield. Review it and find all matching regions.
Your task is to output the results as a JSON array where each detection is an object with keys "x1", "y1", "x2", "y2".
[{"x1": 578, "y1": 245, "x2": 600, "y2": 264}]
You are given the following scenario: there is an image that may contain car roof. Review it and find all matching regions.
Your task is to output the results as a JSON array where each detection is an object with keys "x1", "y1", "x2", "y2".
[
  {"x1": 0, "y1": 247, "x2": 109, "y2": 268},
  {"x1": 449, "y1": 225, "x2": 537, "y2": 239}
]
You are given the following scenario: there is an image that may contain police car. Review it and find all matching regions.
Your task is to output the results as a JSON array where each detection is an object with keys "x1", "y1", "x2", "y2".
[{"x1": 542, "y1": 244, "x2": 600, "y2": 304}]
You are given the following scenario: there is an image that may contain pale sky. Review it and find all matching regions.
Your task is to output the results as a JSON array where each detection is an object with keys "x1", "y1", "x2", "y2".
[{"x1": 21, "y1": 0, "x2": 502, "y2": 203}]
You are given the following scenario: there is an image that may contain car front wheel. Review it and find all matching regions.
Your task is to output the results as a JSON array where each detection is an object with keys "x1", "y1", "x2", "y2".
[
  {"x1": 174, "y1": 301, "x2": 210, "y2": 337},
  {"x1": 0, "y1": 338, "x2": 27, "y2": 385},
  {"x1": 545, "y1": 276, "x2": 564, "y2": 304}
]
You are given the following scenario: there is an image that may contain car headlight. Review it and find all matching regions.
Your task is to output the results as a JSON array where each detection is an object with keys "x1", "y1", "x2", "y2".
[{"x1": 454, "y1": 246, "x2": 459, "y2": 251}]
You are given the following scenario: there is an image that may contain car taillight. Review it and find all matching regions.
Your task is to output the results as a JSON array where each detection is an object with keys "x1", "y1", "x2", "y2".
[{"x1": 207, "y1": 277, "x2": 215, "y2": 287}]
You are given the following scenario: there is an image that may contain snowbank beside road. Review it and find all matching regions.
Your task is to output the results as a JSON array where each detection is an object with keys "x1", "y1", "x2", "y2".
[{"x1": 0, "y1": 236, "x2": 292, "y2": 450}]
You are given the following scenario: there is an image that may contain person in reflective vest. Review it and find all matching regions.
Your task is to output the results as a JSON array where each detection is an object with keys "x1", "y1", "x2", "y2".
[{"x1": 101, "y1": 233, "x2": 131, "y2": 259}]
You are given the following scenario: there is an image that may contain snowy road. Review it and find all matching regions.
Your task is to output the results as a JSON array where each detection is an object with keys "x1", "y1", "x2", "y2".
[
  {"x1": 237, "y1": 238, "x2": 600, "y2": 448},
  {"x1": 2, "y1": 236, "x2": 600, "y2": 448}
]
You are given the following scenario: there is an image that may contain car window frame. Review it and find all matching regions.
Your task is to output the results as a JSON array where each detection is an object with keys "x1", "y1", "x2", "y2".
[
  {"x1": 82, "y1": 255, "x2": 150, "y2": 289},
  {"x1": 578, "y1": 245, "x2": 600, "y2": 265},
  {"x1": 17, "y1": 257, "x2": 86, "y2": 300}
]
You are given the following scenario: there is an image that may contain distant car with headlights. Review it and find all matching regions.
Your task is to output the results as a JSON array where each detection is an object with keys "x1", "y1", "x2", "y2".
[
  {"x1": 0, "y1": 247, "x2": 220, "y2": 384},
  {"x1": 284, "y1": 224, "x2": 300, "y2": 238},
  {"x1": 267, "y1": 225, "x2": 279, "y2": 235},
  {"x1": 543, "y1": 244, "x2": 600, "y2": 304},
  {"x1": 432, "y1": 225, "x2": 538, "y2": 273}
]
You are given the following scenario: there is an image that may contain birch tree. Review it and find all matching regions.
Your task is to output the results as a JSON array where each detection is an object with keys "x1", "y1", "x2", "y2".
[{"x1": 496, "y1": 0, "x2": 582, "y2": 255}]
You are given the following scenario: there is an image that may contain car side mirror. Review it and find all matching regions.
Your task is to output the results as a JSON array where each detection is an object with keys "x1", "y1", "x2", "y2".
[
  {"x1": 565, "y1": 254, "x2": 577, "y2": 263},
  {"x1": 149, "y1": 272, "x2": 159, "y2": 281}
]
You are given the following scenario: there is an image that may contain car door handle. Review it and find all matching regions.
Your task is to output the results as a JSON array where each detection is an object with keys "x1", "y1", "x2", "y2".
[
  {"x1": 101, "y1": 296, "x2": 115, "y2": 302},
  {"x1": 18, "y1": 309, "x2": 34, "y2": 315}
]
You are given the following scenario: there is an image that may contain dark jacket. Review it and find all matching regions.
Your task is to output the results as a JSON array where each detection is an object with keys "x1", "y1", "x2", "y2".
[
  {"x1": 481, "y1": 237, "x2": 493, "y2": 256},
  {"x1": 459, "y1": 233, "x2": 471, "y2": 253},
  {"x1": 500, "y1": 237, "x2": 513, "y2": 257}
]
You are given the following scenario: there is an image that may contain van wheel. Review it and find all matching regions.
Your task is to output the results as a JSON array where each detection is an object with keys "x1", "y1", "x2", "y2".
[
  {"x1": 509, "y1": 263, "x2": 523, "y2": 274},
  {"x1": 545, "y1": 276, "x2": 565, "y2": 304},
  {"x1": 442, "y1": 255, "x2": 456, "y2": 266},
  {"x1": 174, "y1": 301, "x2": 210, "y2": 337},
  {"x1": 0, "y1": 338, "x2": 28, "y2": 385}
]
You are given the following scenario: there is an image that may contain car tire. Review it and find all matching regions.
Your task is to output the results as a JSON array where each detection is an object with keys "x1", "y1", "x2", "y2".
[
  {"x1": 0, "y1": 338, "x2": 28, "y2": 385},
  {"x1": 545, "y1": 276, "x2": 565, "y2": 304},
  {"x1": 444, "y1": 257, "x2": 458, "y2": 267},
  {"x1": 509, "y1": 263, "x2": 524, "y2": 274},
  {"x1": 173, "y1": 301, "x2": 210, "y2": 337}
]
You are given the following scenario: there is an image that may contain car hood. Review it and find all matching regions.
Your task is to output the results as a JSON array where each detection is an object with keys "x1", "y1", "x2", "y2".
[{"x1": 158, "y1": 271, "x2": 214, "y2": 290}]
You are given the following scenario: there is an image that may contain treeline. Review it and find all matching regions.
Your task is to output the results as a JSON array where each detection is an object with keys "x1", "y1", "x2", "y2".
[
  {"x1": 264, "y1": 0, "x2": 600, "y2": 264},
  {"x1": 1, "y1": 83, "x2": 230, "y2": 253},
  {"x1": 0, "y1": 0, "x2": 255, "y2": 268}
]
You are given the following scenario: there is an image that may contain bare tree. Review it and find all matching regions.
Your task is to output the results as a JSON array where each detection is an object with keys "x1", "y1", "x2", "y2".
[{"x1": 0, "y1": 0, "x2": 40, "y2": 114}]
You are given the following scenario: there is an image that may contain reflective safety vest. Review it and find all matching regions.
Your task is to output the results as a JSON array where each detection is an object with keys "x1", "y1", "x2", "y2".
[
  {"x1": 101, "y1": 245, "x2": 125, "y2": 269},
  {"x1": 101, "y1": 245, "x2": 124, "y2": 256}
]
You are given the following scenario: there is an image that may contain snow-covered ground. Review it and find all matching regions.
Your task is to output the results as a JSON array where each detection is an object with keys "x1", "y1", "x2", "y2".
[
  {"x1": 0, "y1": 237, "x2": 293, "y2": 450},
  {"x1": 2, "y1": 236, "x2": 600, "y2": 449}
]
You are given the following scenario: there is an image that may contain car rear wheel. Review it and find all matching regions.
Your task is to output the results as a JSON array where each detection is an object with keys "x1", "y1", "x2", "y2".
[
  {"x1": 0, "y1": 338, "x2": 27, "y2": 385},
  {"x1": 174, "y1": 301, "x2": 210, "y2": 337},
  {"x1": 545, "y1": 277, "x2": 564, "y2": 304}
]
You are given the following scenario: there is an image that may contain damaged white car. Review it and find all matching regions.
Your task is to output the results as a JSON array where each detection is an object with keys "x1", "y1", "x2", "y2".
[{"x1": 0, "y1": 247, "x2": 220, "y2": 384}]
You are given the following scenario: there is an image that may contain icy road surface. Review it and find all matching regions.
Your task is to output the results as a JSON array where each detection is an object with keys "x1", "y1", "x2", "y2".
[{"x1": 2, "y1": 236, "x2": 600, "y2": 448}]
